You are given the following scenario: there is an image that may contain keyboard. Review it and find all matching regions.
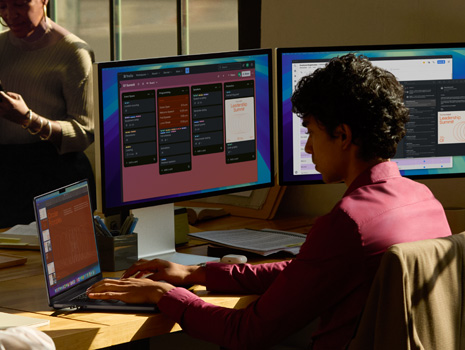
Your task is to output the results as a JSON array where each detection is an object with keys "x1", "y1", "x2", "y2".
[
  {"x1": 71, "y1": 292, "x2": 100, "y2": 303},
  {"x1": 71, "y1": 292, "x2": 119, "y2": 303}
]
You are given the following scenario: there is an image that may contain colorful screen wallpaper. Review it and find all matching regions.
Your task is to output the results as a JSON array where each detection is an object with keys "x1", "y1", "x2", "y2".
[
  {"x1": 95, "y1": 50, "x2": 273, "y2": 213},
  {"x1": 277, "y1": 43, "x2": 465, "y2": 185}
]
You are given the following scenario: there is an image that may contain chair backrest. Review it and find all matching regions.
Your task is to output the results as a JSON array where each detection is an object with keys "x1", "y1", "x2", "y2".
[{"x1": 348, "y1": 232, "x2": 465, "y2": 350}]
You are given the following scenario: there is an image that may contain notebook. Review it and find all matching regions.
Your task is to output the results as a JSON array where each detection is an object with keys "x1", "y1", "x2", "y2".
[
  {"x1": 0, "y1": 312, "x2": 49, "y2": 329},
  {"x1": 33, "y1": 180, "x2": 157, "y2": 312}
]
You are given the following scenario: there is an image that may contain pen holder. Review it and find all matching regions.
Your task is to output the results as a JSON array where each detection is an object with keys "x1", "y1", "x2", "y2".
[{"x1": 96, "y1": 234, "x2": 138, "y2": 272}]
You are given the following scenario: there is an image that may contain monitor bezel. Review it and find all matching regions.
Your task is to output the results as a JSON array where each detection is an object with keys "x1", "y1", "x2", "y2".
[
  {"x1": 276, "y1": 42, "x2": 465, "y2": 186},
  {"x1": 94, "y1": 48, "x2": 274, "y2": 215}
]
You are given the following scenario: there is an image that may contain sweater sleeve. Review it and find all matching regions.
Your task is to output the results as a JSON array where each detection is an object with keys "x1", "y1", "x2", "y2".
[
  {"x1": 0, "y1": 32, "x2": 94, "y2": 153},
  {"x1": 55, "y1": 35, "x2": 95, "y2": 154}
]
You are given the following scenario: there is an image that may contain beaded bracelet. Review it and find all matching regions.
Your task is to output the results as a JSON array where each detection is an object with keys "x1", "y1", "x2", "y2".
[
  {"x1": 40, "y1": 120, "x2": 53, "y2": 141},
  {"x1": 21, "y1": 109, "x2": 33, "y2": 129},
  {"x1": 28, "y1": 116, "x2": 43, "y2": 135}
]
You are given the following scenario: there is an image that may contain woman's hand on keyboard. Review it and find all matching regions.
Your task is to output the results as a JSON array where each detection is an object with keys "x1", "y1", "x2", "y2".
[
  {"x1": 86, "y1": 278, "x2": 174, "y2": 304},
  {"x1": 121, "y1": 258, "x2": 207, "y2": 287}
]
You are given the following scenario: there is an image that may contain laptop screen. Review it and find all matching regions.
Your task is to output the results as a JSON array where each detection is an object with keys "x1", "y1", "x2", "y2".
[{"x1": 34, "y1": 180, "x2": 101, "y2": 298}]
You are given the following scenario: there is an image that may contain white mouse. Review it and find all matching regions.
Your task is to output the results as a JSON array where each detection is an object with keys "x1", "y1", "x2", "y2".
[{"x1": 220, "y1": 254, "x2": 248, "y2": 264}]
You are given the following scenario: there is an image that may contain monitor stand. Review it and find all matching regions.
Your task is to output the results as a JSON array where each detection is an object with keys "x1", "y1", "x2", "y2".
[{"x1": 132, "y1": 203, "x2": 219, "y2": 265}]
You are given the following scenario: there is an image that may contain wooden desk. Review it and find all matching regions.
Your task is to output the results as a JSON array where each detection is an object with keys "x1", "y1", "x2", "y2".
[
  {"x1": 0, "y1": 254, "x2": 259, "y2": 349},
  {"x1": 0, "y1": 214, "x2": 312, "y2": 349}
]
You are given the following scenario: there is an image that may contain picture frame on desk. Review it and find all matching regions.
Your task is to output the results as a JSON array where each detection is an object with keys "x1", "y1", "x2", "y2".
[{"x1": 177, "y1": 179, "x2": 286, "y2": 220}]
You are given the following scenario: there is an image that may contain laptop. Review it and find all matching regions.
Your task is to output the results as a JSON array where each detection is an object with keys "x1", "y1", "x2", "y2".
[{"x1": 33, "y1": 179, "x2": 158, "y2": 312}]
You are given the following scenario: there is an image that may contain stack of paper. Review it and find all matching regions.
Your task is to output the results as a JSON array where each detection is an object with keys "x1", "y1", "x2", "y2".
[{"x1": 189, "y1": 228, "x2": 306, "y2": 256}]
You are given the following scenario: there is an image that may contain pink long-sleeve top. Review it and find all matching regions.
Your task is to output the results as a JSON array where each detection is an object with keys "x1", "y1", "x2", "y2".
[{"x1": 158, "y1": 161, "x2": 452, "y2": 349}]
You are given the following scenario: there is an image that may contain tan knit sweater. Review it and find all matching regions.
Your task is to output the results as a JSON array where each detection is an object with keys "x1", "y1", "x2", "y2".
[{"x1": 0, "y1": 21, "x2": 94, "y2": 154}]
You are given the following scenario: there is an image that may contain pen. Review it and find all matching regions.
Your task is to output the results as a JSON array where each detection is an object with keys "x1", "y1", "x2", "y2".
[
  {"x1": 127, "y1": 217, "x2": 138, "y2": 235},
  {"x1": 120, "y1": 214, "x2": 134, "y2": 235},
  {"x1": 94, "y1": 216, "x2": 112, "y2": 237},
  {"x1": 285, "y1": 243, "x2": 304, "y2": 247},
  {"x1": 0, "y1": 237, "x2": 22, "y2": 243},
  {"x1": 0, "y1": 242, "x2": 28, "y2": 246}
]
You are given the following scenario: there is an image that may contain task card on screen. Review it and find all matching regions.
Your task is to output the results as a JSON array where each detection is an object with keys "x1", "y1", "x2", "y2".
[{"x1": 224, "y1": 80, "x2": 256, "y2": 164}]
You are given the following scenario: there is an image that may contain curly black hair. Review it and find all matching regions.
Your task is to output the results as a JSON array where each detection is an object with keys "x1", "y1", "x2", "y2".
[{"x1": 291, "y1": 53, "x2": 409, "y2": 161}]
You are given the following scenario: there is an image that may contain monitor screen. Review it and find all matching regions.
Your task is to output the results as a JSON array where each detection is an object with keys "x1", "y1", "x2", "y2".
[
  {"x1": 277, "y1": 43, "x2": 465, "y2": 185},
  {"x1": 94, "y1": 49, "x2": 274, "y2": 215}
]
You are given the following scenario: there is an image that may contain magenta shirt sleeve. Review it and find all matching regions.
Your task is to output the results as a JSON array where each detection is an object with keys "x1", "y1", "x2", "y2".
[
  {"x1": 205, "y1": 260, "x2": 291, "y2": 294},
  {"x1": 157, "y1": 214, "x2": 366, "y2": 350}
]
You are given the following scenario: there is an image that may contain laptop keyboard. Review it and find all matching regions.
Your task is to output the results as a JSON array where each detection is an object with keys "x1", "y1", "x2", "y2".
[
  {"x1": 71, "y1": 292, "x2": 120, "y2": 304},
  {"x1": 67, "y1": 291, "x2": 159, "y2": 311},
  {"x1": 71, "y1": 292, "x2": 100, "y2": 303}
]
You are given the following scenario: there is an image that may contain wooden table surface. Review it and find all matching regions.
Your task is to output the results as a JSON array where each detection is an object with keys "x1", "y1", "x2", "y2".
[{"x1": 0, "y1": 214, "x2": 313, "y2": 349}]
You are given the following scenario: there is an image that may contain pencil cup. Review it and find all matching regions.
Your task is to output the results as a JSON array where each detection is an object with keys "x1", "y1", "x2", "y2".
[{"x1": 96, "y1": 234, "x2": 138, "y2": 271}]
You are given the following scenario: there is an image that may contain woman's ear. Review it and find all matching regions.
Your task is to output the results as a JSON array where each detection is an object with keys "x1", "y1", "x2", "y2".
[{"x1": 337, "y1": 124, "x2": 353, "y2": 149}]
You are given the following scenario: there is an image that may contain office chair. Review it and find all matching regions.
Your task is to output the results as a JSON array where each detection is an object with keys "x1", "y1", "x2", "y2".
[{"x1": 348, "y1": 232, "x2": 465, "y2": 350}]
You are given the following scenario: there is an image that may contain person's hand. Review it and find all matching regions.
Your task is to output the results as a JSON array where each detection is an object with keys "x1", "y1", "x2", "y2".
[
  {"x1": 86, "y1": 278, "x2": 174, "y2": 304},
  {"x1": 122, "y1": 258, "x2": 206, "y2": 286},
  {"x1": 0, "y1": 91, "x2": 30, "y2": 125}
]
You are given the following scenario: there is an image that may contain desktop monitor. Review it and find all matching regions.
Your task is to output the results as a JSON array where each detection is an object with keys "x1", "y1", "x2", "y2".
[
  {"x1": 277, "y1": 43, "x2": 465, "y2": 185},
  {"x1": 93, "y1": 49, "x2": 274, "y2": 263}
]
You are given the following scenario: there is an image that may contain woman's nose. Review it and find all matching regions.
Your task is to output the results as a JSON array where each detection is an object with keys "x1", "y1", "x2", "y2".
[{"x1": 304, "y1": 138, "x2": 313, "y2": 154}]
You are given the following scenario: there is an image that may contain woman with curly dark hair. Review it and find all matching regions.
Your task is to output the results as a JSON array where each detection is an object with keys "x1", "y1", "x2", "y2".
[
  {"x1": 291, "y1": 53, "x2": 409, "y2": 163},
  {"x1": 87, "y1": 54, "x2": 451, "y2": 350}
]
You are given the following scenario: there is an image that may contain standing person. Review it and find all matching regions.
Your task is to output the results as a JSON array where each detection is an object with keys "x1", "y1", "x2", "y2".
[
  {"x1": 0, "y1": 0, "x2": 95, "y2": 227},
  {"x1": 87, "y1": 54, "x2": 452, "y2": 349}
]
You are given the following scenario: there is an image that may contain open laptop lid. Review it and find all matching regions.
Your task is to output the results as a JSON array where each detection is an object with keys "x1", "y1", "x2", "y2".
[{"x1": 33, "y1": 180, "x2": 103, "y2": 307}]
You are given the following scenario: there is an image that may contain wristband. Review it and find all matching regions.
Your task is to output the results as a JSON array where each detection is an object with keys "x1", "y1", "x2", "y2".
[
  {"x1": 21, "y1": 109, "x2": 33, "y2": 129},
  {"x1": 28, "y1": 116, "x2": 43, "y2": 135},
  {"x1": 40, "y1": 120, "x2": 53, "y2": 141}
]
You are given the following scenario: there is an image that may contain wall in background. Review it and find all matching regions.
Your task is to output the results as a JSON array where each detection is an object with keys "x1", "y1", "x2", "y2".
[{"x1": 261, "y1": 0, "x2": 465, "y2": 218}]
